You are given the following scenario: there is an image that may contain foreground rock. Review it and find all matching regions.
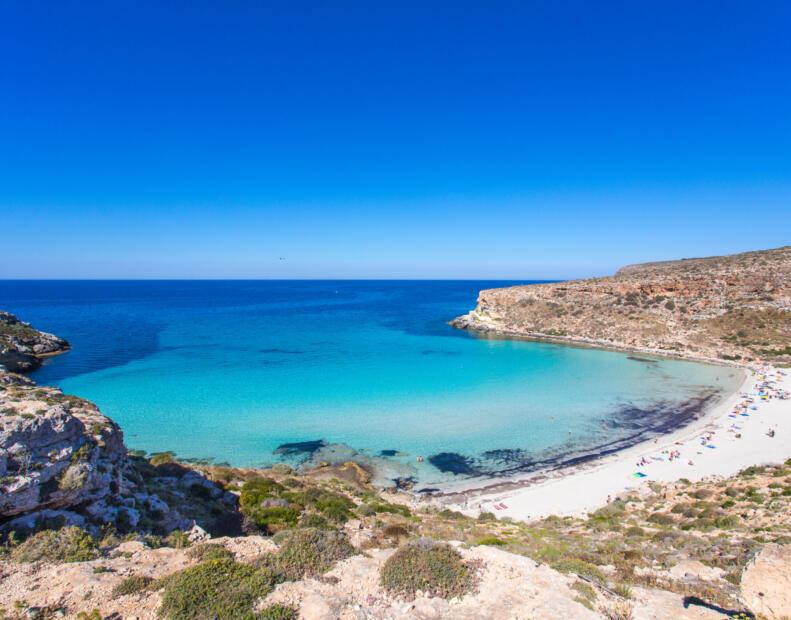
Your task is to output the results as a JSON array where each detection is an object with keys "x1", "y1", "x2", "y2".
[
  {"x1": 0, "y1": 312, "x2": 70, "y2": 373},
  {"x1": 741, "y1": 543, "x2": 791, "y2": 619},
  {"x1": 451, "y1": 246, "x2": 791, "y2": 365},
  {"x1": 0, "y1": 373, "x2": 130, "y2": 528}
]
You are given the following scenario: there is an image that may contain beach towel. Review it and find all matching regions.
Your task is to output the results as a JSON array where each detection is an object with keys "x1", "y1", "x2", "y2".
[
  {"x1": 633, "y1": 472, "x2": 647, "y2": 478},
  {"x1": 705, "y1": 445, "x2": 717, "y2": 449}
]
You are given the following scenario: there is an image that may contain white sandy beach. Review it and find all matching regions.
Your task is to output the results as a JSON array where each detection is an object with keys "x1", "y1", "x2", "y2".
[{"x1": 448, "y1": 366, "x2": 791, "y2": 520}]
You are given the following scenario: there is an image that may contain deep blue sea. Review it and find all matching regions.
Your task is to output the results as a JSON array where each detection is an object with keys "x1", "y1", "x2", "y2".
[{"x1": 0, "y1": 280, "x2": 742, "y2": 489}]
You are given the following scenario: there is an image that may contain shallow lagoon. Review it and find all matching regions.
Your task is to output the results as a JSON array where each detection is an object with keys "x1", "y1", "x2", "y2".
[{"x1": 2, "y1": 280, "x2": 742, "y2": 488}]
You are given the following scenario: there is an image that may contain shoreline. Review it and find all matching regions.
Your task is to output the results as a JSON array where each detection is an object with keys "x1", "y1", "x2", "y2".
[
  {"x1": 430, "y1": 365, "x2": 790, "y2": 520},
  {"x1": 450, "y1": 314, "x2": 748, "y2": 369}
]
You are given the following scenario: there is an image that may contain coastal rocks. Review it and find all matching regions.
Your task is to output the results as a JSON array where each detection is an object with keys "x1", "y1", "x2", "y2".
[
  {"x1": 740, "y1": 543, "x2": 791, "y2": 618},
  {"x1": 0, "y1": 312, "x2": 70, "y2": 373}
]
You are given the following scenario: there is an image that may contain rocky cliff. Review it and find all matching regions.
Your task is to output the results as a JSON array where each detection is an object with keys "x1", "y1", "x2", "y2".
[
  {"x1": 0, "y1": 317, "x2": 238, "y2": 538},
  {"x1": 0, "y1": 312, "x2": 70, "y2": 373},
  {"x1": 451, "y1": 246, "x2": 791, "y2": 364}
]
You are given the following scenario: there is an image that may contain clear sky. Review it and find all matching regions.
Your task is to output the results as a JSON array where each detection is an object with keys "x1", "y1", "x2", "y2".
[{"x1": 1, "y1": 1, "x2": 789, "y2": 279}]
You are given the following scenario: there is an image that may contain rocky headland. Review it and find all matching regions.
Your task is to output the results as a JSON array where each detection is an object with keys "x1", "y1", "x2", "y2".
[
  {"x1": 451, "y1": 246, "x2": 791, "y2": 365},
  {"x1": 0, "y1": 312, "x2": 70, "y2": 374}
]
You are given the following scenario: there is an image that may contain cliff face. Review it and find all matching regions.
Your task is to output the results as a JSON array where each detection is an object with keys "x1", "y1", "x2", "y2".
[
  {"x1": 0, "y1": 312, "x2": 70, "y2": 373},
  {"x1": 0, "y1": 373, "x2": 131, "y2": 525},
  {"x1": 451, "y1": 246, "x2": 791, "y2": 364}
]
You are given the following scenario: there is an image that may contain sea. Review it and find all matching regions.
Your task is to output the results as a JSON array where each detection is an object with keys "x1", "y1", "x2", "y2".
[{"x1": 0, "y1": 280, "x2": 743, "y2": 490}]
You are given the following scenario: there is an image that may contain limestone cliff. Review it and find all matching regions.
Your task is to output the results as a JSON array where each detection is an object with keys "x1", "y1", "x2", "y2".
[{"x1": 451, "y1": 246, "x2": 791, "y2": 364}]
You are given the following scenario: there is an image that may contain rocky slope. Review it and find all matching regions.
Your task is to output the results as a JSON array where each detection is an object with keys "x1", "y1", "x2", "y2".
[
  {"x1": 0, "y1": 312, "x2": 70, "y2": 373},
  {"x1": 3, "y1": 458, "x2": 791, "y2": 619},
  {"x1": 451, "y1": 246, "x2": 791, "y2": 365}
]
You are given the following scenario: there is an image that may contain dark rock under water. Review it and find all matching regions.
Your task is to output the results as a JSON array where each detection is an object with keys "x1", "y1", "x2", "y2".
[{"x1": 274, "y1": 439, "x2": 327, "y2": 455}]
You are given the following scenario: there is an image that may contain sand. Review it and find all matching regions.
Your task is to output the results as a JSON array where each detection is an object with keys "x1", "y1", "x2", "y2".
[{"x1": 447, "y1": 366, "x2": 791, "y2": 520}]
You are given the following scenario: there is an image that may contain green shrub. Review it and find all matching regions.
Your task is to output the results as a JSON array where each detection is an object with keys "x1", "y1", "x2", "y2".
[
  {"x1": 260, "y1": 604, "x2": 299, "y2": 619},
  {"x1": 240, "y1": 477, "x2": 285, "y2": 510},
  {"x1": 356, "y1": 503, "x2": 375, "y2": 517},
  {"x1": 381, "y1": 524, "x2": 410, "y2": 542},
  {"x1": 12, "y1": 527, "x2": 98, "y2": 563},
  {"x1": 271, "y1": 463, "x2": 294, "y2": 475},
  {"x1": 298, "y1": 514, "x2": 332, "y2": 530},
  {"x1": 477, "y1": 512, "x2": 496, "y2": 522},
  {"x1": 261, "y1": 528, "x2": 356, "y2": 581},
  {"x1": 380, "y1": 540, "x2": 475, "y2": 599},
  {"x1": 158, "y1": 559, "x2": 279, "y2": 619},
  {"x1": 625, "y1": 526, "x2": 645, "y2": 537},
  {"x1": 592, "y1": 501, "x2": 626, "y2": 519},
  {"x1": 112, "y1": 575, "x2": 154, "y2": 597},
  {"x1": 165, "y1": 530, "x2": 191, "y2": 549},
  {"x1": 647, "y1": 512, "x2": 676, "y2": 525},
  {"x1": 475, "y1": 537, "x2": 506, "y2": 546},
  {"x1": 149, "y1": 452, "x2": 176, "y2": 466},
  {"x1": 246, "y1": 506, "x2": 302, "y2": 533},
  {"x1": 614, "y1": 582, "x2": 632, "y2": 599},
  {"x1": 370, "y1": 501, "x2": 411, "y2": 518},
  {"x1": 437, "y1": 509, "x2": 466, "y2": 520},
  {"x1": 549, "y1": 557, "x2": 604, "y2": 581},
  {"x1": 187, "y1": 544, "x2": 234, "y2": 563}
]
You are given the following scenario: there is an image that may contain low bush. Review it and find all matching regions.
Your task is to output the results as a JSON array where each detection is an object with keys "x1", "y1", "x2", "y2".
[
  {"x1": 260, "y1": 604, "x2": 299, "y2": 619},
  {"x1": 380, "y1": 540, "x2": 475, "y2": 600},
  {"x1": 381, "y1": 524, "x2": 410, "y2": 541},
  {"x1": 261, "y1": 528, "x2": 356, "y2": 581},
  {"x1": 240, "y1": 477, "x2": 285, "y2": 510},
  {"x1": 158, "y1": 559, "x2": 279, "y2": 619},
  {"x1": 245, "y1": 506, "x2": 302, "y2": 533},
  {"x1": 437, "y1": 509, "x2": 466, "y2": 520},
  {"x1": 370, "y1": 501, "x2": 411, "y2": 518},
  {"x1": 12, "y1": 527, "x2": 98, "y2": 563},
  {"x1": 112, "y1": 575, "x2": 154, "y2": 597},
  {"x1": 186, "y1": 543, "x2": 234, "y2": 563},
  {"x1": 298, "y1": 513, "x2": 332, "y2": 530},
  {"x1": 549, "y1": 556, "x2": 605, "y2": 581},
  {"x1": 149, "y1": 452, "x2": 176, "y2": 466},
  {"x1": 647, "y1": 512, "x2": 676, "y2": 525},
  {"x1": 475, "y1": 536, "x2": 506, "y2": 546}
]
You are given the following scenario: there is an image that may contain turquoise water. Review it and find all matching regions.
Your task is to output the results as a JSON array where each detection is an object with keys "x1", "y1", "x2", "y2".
[{"x1": 2, "y1": 281, "x2": 742, "y2": 488}]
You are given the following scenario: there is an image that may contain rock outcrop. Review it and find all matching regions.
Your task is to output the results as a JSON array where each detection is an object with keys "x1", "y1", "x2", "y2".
[
  {"x1": 0, "y1": 311, "x2": 70, "y2": 373},
  {"x1": 740, "y1": 543, "x2": 791, "y2": 619},
  {"x1": 451, "y1": 246, "x2": 791, "y2": 364},
  {"x1": 0, "y1": 372, "x2": 135, "y2": 531}
]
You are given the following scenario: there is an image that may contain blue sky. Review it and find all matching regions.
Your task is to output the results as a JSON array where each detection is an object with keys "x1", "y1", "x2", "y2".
[{"x1": 1, "y1": 1, "x2": 789, "y2": 279}]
